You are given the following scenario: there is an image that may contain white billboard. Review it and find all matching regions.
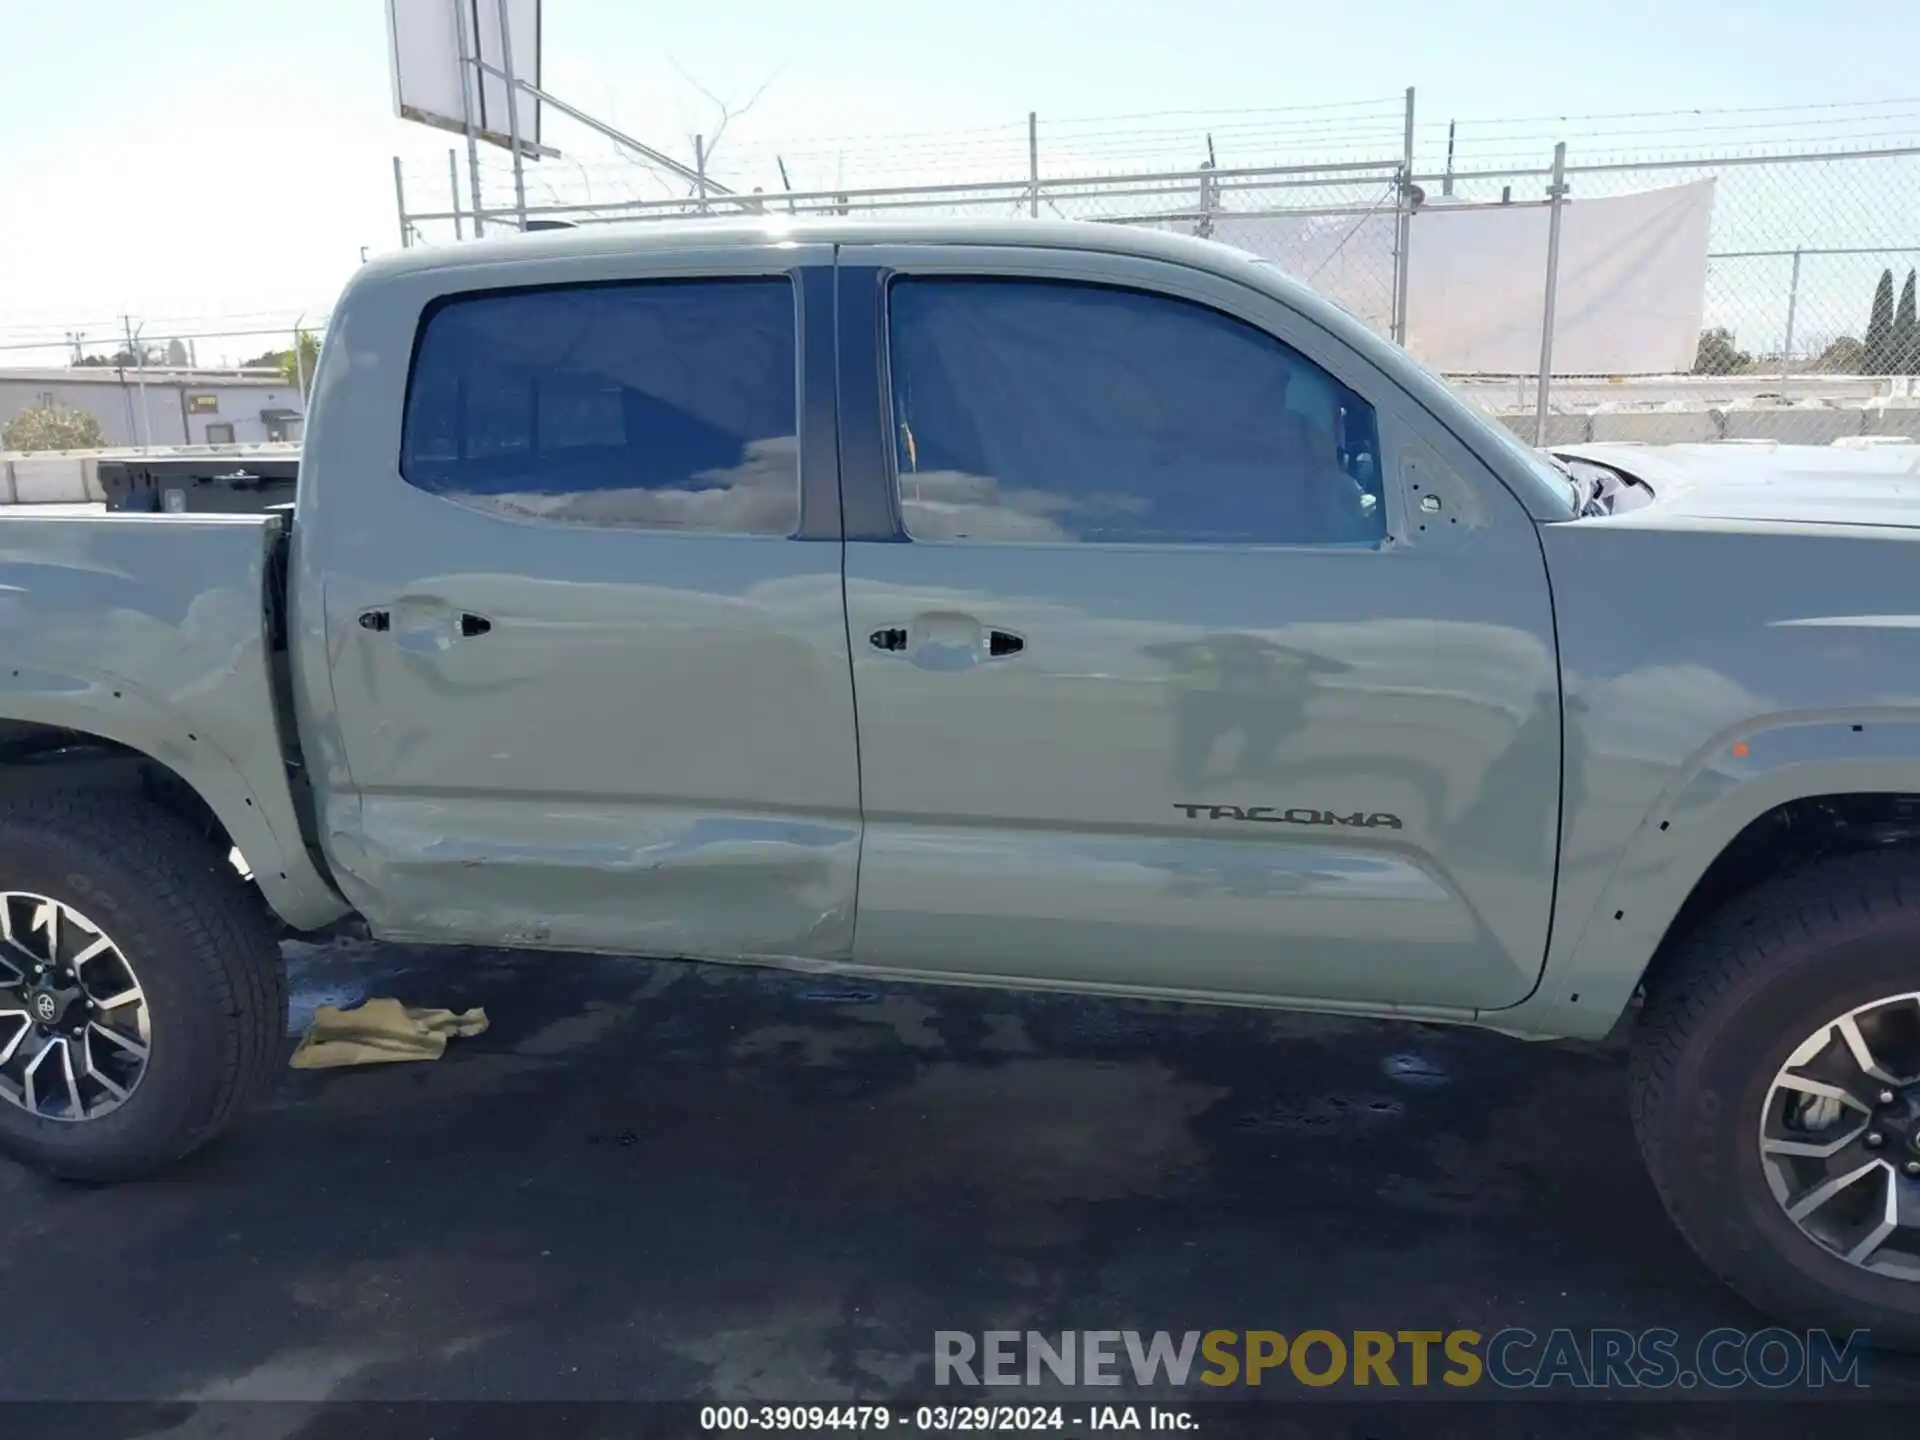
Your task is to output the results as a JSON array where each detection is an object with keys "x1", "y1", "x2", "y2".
[{"x1": 387, "y1": 0, "x2": 542, "y2": 153}]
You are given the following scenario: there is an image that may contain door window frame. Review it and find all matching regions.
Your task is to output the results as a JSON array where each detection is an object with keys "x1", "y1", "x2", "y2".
[
  {"x1": 835, "y1": 243, "x2": 1522, "y2": 552},
  {"x1": 879, "y1": 271, "x2": 1389, "y2": 549}
]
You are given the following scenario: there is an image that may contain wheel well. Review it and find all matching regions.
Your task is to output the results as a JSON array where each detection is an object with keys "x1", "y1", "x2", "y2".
[
  {"x1": 0, "y1": 721, "x2": 234, "y2": 854},
  {"x1": 1641, "y1": 792, "x2": 1920, "y2": 996}
]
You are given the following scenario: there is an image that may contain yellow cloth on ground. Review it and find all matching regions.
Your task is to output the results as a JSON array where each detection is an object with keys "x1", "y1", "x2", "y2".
[{"x1": 289, "y1": 997, "x2": 489, "y2": 1069}]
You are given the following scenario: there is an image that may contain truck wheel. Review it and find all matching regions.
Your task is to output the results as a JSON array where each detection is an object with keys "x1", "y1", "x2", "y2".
[
  {"x1": 0, "y1": 790, "x2": 284, "y2": 1182},
  {"x1": 1632, "y1": 851, "x2": 1920, "y2": 1348}
]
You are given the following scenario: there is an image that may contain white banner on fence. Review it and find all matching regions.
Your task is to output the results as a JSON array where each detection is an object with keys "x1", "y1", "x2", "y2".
[
  {"x1": 1193, "y1": 178, "x2": 1716, "y2": 375},
  {"x1": 1406, "y1": 179, "x2": 1715, "y2": 374}
]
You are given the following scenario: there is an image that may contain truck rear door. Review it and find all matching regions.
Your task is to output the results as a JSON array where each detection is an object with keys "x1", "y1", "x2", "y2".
[
  {"x1": 832, "y1": 244, "x2": 1562, "y2": 1011},
  {"x1": 301, "y1": 246, "x2": 861, "y2": 964}
]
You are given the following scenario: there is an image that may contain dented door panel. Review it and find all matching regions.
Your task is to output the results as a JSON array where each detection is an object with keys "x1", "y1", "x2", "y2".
[
  {"x1": 295, "y1": 246, "x2": 862, "y2": 962},
  {"x1": 316, "y1": 512, "x2": 861, "y2": 958}
]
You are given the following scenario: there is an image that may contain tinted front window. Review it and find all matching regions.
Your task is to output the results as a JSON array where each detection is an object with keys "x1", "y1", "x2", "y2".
[
  {"x1": 402, "y1": 278, "x2": 799, "y2": 535},
  {"x1": 887, "y1": 278, "x2": 1385, "y2": 546}
]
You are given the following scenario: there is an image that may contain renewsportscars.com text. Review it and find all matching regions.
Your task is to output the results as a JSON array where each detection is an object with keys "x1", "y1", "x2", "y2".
[{"x1": 934, "y1": 1327, "x2": 1871, "y2": 1390}]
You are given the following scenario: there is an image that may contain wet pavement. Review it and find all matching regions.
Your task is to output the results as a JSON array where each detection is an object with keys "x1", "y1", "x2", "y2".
[{"x1": 5, "y1": 935, "x2": 1920, "y2": 1429}]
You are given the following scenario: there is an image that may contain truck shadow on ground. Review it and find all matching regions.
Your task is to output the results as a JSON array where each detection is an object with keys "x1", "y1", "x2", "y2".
[{"x1": 2, "y1": 937, "x2": 1918, "y2": 1423}]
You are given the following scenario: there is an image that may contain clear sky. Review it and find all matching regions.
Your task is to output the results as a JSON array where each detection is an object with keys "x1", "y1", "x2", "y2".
[{"x1": 1, "y1": 0, "x2": 1915, "y2": 364}]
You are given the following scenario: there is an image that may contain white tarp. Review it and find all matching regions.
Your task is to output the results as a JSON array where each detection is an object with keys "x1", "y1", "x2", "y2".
[
  {"x1": 1193, "y1": 178, "x2": 1716, "y2": 375},
  {"x1": 1406, "y1": 179, "x2": 1715, "y2": 374}
]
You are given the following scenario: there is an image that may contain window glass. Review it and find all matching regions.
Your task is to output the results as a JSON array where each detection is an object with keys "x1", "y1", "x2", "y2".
[
  {"x1": 887, "y1": 277, "x2": 1385, "y2": 546},
  {"x1": 402, "y1": 278, "x2": 799, "y2": 535}
]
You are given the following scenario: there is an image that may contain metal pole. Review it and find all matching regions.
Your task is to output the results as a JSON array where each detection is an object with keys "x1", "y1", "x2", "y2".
[
  {"x1": 1028, "y1": 111, "x2": 1039, "y2": 217},
  {"x1": 1534, "y1": 142, "x2": 1569, "y2": 447},
  {"x1": 1392, "y1": 86, "x2": 1415, "y2": 345},
  {"x1": 494, "y1": 0, "x2": 527, "y2": 230},
  {"x1": 453, "y1": 0, "x2": 484, "y2": 235},
  {"x1": 1443, "y1": 119, "x2": 1455, "y2": 197},
  {"x1": 501, "y1": 75, "x2": 735, "y2": 196},
  {"x1": 1196, "y1": 162, "x2": 1214, "y2": 239},
  {"x1": 393, "y1": 156, "x2": 410, "y2": 247},
  {"x1": 695, "y1": 134, "x2": 708, "y2": 214},
  {"x1": 123, "y1": 317, "x2": 151, "y2": 452},
  {"x1": 1781, "y1": 246, "x2": 1803, "y2": 379},
  {"x1": 449, "y1": 149, "x2": 464, "y2": 240}
]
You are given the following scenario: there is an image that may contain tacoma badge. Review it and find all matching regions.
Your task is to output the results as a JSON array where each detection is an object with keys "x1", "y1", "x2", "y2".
[{"x1": 1174, "y1": 803, "x2": 1404, "y2": 829}]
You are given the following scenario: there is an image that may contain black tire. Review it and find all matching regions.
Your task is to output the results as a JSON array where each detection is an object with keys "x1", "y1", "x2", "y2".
[
  {"x1": 1632, "y1": 850, "x2": 1920, "y2": 1348},
  {"x1": 0, "y1": 789, "x2": 284, "y2": 1181}
]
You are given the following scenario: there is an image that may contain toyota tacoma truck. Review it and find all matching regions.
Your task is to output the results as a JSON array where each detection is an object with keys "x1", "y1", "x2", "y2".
[{"x1": 4, "y1": 219, "x2": 1920, "y2": 1346}]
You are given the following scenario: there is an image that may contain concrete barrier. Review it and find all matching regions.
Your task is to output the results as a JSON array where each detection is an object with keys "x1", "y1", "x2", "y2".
[
  {"x1": 1719, "y1": 407, "x2": 1865, "y2": 444},
  {"x1": 1494, "y1": 413, "x2": 1593, "y2": 445},
  {"x1": 1485, "y1": 403, "x2": 1919, "y2": 449},
  {"x1": 1862, "y1": 405, "x2": 1920, "y2": 440},
  {"x1": 1588, "y1": 409, "x2": 1723, "y2": 444}
]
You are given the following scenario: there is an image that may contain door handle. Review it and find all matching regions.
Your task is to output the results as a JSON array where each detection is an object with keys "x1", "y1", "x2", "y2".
[
  {"x1": 867, "y1": 620, "x2": 1025, "y2": 665},
  {"x1": 358, "y1": 606, "x2": 493, "y2": 646}
]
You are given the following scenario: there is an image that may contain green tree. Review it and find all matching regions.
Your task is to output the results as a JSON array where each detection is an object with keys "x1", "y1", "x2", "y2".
[
  {"x1": 1865, "y1": 268, "x2": 1897, "y2": 374},
  {"x1": 3, "y1": 401, "x2": 107, "y2": 452},
  {"x1": 1895, "y1": 269, "x2": 1919, "y2": 375},
  {"x1": 1693, "y1": 326, "x2": 1752, "y2": 375},
  {"x1": 247, "y1": 332, "x2": 320, "y2": 397},
  {"x1": 72, "y1": 344, "x2": 163, "y2": 368},
  {"x1": 1814, "y1": 335, "x2": 1868, "y2": 373},
  {"x1": 280, "y1": 330, "x2": 320, "y2": 398}
]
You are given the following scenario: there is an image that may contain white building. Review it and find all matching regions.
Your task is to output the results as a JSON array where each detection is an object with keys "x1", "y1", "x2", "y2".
[{"x1": 0, "y1": 366, "x2": 304, "y2": 447}]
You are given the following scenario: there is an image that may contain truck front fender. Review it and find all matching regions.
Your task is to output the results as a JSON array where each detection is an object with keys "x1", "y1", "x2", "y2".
[{"x1": 1497, "y1": 716, "x2": 1920, "y2": 1039}]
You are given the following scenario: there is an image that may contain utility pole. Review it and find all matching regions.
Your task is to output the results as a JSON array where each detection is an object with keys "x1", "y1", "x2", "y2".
[{"x1": 122, "y1": 316, "x2": 152, "y2": 451}]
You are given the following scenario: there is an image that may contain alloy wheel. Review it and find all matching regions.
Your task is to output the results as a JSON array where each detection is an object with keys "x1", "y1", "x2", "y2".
[{"x1": 0, "y1": 893, "x2": 149, "y2": 1122}]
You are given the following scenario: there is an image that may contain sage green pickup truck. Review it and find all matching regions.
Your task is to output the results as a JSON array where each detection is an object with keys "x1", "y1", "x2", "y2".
[{"x1": 5, "y1": 218, "x2": 1920, "y2": 1344}]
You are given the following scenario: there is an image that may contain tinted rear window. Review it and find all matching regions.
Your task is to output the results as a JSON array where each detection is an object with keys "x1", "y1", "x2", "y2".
[{"x1": 401, "y1": 278, "x2": 799, "y2": 535}]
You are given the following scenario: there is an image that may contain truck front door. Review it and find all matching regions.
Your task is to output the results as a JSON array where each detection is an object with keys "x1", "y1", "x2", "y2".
[
  {"x1": 834, "y1": 246, "x2": 1562, "y2": 1010},
  {"x1": 306, "y1": 249, "x2": 861, "y2": 964}
]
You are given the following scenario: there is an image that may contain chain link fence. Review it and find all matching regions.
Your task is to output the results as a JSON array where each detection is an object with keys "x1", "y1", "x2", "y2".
[{"x1": 392, "y1": 96, "x2": 1920, "y2": 450}]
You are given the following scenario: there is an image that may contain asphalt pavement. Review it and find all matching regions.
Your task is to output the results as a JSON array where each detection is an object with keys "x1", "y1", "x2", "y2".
[{"x1": 5, "y1": 934, "x2": 1920, "y2": 1435}]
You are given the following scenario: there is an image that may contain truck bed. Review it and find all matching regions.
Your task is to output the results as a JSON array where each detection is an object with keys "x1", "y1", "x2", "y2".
[{"x1": 0, "y1": 511, "x2": 342, "y2": 929}]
